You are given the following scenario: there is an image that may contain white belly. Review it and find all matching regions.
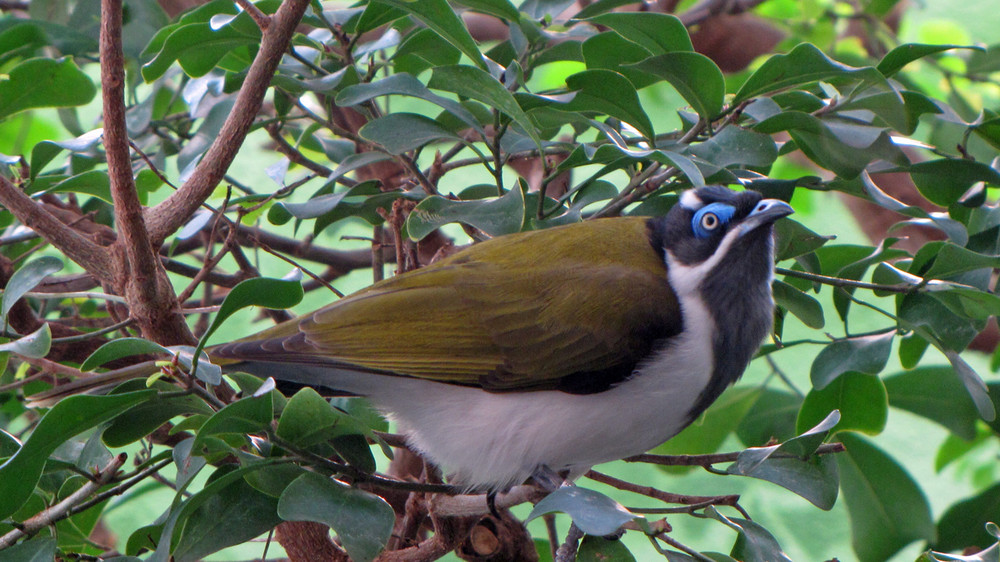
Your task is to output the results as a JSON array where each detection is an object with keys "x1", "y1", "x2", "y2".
[{"x1": 343, "y1": 296, "x2": 717, "y2": 491}]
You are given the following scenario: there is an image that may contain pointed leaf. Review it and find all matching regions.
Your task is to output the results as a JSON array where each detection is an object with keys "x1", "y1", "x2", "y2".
[
  {"x1": 798, "y1": 372, "x2": 888, "y2": 435},
  {"x1": 772, "y1": 280, "x2": 824, "y2": 329},
  {"x1": 373, "y1": 0, "x2": 484, "y2": 68},
  {"x1": 526, "y1": 486, "x2": 637, "y2": 536},
  {"x1": 583, "y1": 12, "x2": 691, "y2": 53},
  {"x1": 0, "y1": 57, "x2": 96, "y2": 119},
  {"x1": 884, "y1": 366, "x2": 979, "y2": 439},
  {"x1": 429, "y1": 65, "x2": 540, "y2": 146},
  {"x1": 1, "y1": 256, "x2": 63, "y2": 326},
  {"x1": 0, "y1": 390, "x2": 156, "y2": 520},
  {"x1": 407, "y1": 186, "x2": 525, "y2": 240},
  {"x1": 562, "y1": 69, "x2": 654, "y2": 140},
  {"x1": 734, "y1": 43, "x2": 887, "y2": 104},
  {"x1": 80, "y1": 337, "x2": 171, "y2": 371},
  {"x1": 626, "y1": 52, "x2": 724, "y2": 119},
  {"x1": 706, "y1": 507, "x2": 793, "y2": 562},
  {"x1": 337, "y1": 73, "x2": 482, "y2": 133},
  {"x1": 359, "y1": 113, "x2": 461, "y2": 154},
  {"x1": 810, "y1": 331, "x2": 894, "y2": 388},
  {"x1": 278, "y1": 472, "x2": 394, "y2": 562},
  {"x1": 876, "y1": 43, "x2": 967, "y2": 77},
  {"x1": 837, "y1": 434, "x2": 935, "y2": 562}
]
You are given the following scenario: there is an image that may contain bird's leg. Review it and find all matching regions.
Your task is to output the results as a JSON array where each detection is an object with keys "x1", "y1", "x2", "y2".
[
  {"x1": 530, "y1": 465, "x2": 568, "y2": 492},
  {"x1": 486, "y1": 490, "x2": 501, "y2": 518}
]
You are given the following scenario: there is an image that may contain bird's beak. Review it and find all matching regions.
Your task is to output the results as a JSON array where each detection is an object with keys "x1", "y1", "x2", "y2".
[{"x1": 738, "y1": 199, "x2": 794, "y2": 236}]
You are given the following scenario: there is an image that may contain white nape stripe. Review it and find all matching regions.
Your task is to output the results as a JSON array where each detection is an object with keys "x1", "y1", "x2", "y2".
[
  {"x1": 664, "y1": 225, "x2": 743, "y2": 297},
  {"x1": 679, "y1": 190, "x2": 703, "y2": 210}
]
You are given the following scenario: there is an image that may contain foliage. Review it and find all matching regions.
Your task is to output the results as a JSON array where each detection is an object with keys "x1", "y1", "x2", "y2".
[{"x1": 0, "y1": 0, "x2": 999, "y2": 560}]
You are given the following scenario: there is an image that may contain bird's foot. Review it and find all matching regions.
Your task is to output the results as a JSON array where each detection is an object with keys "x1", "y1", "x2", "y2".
[{"x1": 530, "y1": 465, "x2": 568, "y2": 492}]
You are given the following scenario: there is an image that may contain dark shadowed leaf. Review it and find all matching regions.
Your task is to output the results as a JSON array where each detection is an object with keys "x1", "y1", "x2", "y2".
[
  {"x1": 171, "y1": 476, "x2": 281, "y2": 562},
  {"x1": 838, "y1": 434, "x2": 935, "y2": 562},
  {"x1": 934, "y1": 485, "x2": 1000, "y2": 553},
  {"x1": 689, "y1": 126, "x2": 778, "y2": 169},
  {"x1": 429, "y1": 65, "x2": 540, "y2": 146},
  {"x1": 909, "y1": 159, "x2": 1000, "y2": 207},
  {"x1": 359, "y1": 113, "x2": 462, "y2": 154},
  {"x1": 0, "y1": 537, "x2": 57, "y2": 561},
  {"x1": 278, "y1": 472, "x2": 394, "y2": 562},
  {"x1": 945, "y1": 351, "x2": 995, "y2": 422},
  {"x1": 526, "y1": 486, "x2": 638, "y2": 536},
  {"x1": 189, "y1": 393, "x2": 273, "y2": 456},
  {"x1": 773, "y1": 218, "x2": 833, "y2": 261},
  {"x1": 0, "y1": 256, "x2": 63, "y2": 326},
  {"x1": 407, "y1": 186, "x2": 525, "y2": 240},
  {"x1": 452, "y1": 0, "x2": 520, "y2": 21},
  {"x1": 373, "y1": 0, "x2": 484, "y2": 68},
  {"x1": 706, "y1": 507, "x2": 793, "y2": 562},
  {"x1": 337, "y1": 73, "x2": 482, "y2": 133},
  {"x1": 578, "y1": 535, "x2": 636, "y2": 562}
]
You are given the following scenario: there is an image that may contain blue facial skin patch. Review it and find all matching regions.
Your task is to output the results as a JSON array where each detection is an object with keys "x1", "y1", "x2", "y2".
[{"x1": 691, "y1": 202, "x2": 737, "y2": 239}]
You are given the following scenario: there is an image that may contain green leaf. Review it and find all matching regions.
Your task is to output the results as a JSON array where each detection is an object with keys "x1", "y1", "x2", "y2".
[
  {"x1": 945, "y1": 351, "x2": 995, "y2": 422},
  {"x1": 810, "y1": 331, "x2": 894, "y2": 389},
  {"x1": 688, "y1": 126, "x2": 778, "y2": 169},
  {"x1": 884, "y1": 367, "x2": 979, "y2": 439},
  {"x1": 0, "y1": 390, "x2": 156, "y2": 520},
  {"x1": 141, "y1": 22, "x2": 259, "y2": 81},
  {"x1": 562, "y1": 69, "x2": 654, "y2": 140},
  {"x1": 583, "y1": 12, "x2": 691, "y2": 54},
  {"x1": 276, "y1": 387, "x2": 371, "y2": 448},
  {"x1": 773, "y1": 218, "x2": 833, "y2": 261},
  {"x1": 526, "y1": 486, "x2": 637, "y2": 536},
  {"x1": 194, "y1": 274, "x2": 304, "y2": 376},
  {"x1": 406, "y1": 186, "x2": 525, "y2": 240},
  {"x1": 706, "y1": 507, "x2": 792, "y2": 562},
  {"x1": 837, "y1": 433, "x2": 935, "y2": 562},
  {"x1": 428, "y1": 64, "x2": 540, "y2": 147},
  {"x1": 278, "y1": 472, "x2": 394, "y2": 562},
  {"x1": 736, "y1": 388, "x2": 802, "y2": 446},
  {"x1": 1, "y1": 256, "x2": 63, "y2": 326},
  {"x1": 0, "y1": 57, "x2": 96, "y2": 119},
  {"x1": 0, "y1": 324, "x2": 51, "y2": 359},
  {"x1": 452, "y1": 0, "x2": 520, "y2": 21},
  {"x1": 798, "y1": 372, "x2": 888, "y2": 435},
  {"x1": 28, "y1": 128, "x2": 104, "y2": 180},
  {"x1": 80, "y1": 337, "x2": 170, "y2": 371},
  {"x1": 734, "y1": 43, "x2": 887, "y2": 104},
  {"x1": 771, "y1": 279, "x2": 824, "y2": 329},
  {"x1": 625, "y1": 52, "x2": 724, "y2": 119},
  {"x1": 373, "y1": 0, "x2": 484, "y2": 68},
  {"x1": 104, "y1": 393, "x2": 213, "y2": 448},
  {"x1": 337, "y1": 73, "x2": 482, "y2": 133},
  {"x1": 876, "y1": 43, "x2": 967, "y2": 77},
  {"x1": 171, "y1": 474, "x2": 281, "y2": 562},
  {"x1": 728, "y1": 412, "x2": 840, "y2": 509},
  {"x1": 0, "y1": 536, "x2": 57, "y2": 561},
  {"x1": 934, "y1": 484, "x2": 1000, "y2": 552},
  {"x1": 189, "y1": 393, "x2": 273, "y2": 456},
  {"x1": 577, "y1": 535, "x2": 636, "y2": 562},
  {"x1": 909, "y1": 159, "x2": 1000, "y2": 207},
  {"x1": 359, "y1": 113, "x2": 462, "y2": 154}
]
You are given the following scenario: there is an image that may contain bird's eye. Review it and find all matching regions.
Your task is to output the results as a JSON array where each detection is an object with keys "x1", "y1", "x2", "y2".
[
  {"x1": 700, "y1": 213, "x2": 719, "y2": 231},
  {"x1": 691, "y1": 202, "x2": 736, "y2": 239}
]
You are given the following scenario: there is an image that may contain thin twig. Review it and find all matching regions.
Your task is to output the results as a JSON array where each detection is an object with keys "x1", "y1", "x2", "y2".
[{"x1": 0, "y1": 454, "x2": 127, "y2": 548}]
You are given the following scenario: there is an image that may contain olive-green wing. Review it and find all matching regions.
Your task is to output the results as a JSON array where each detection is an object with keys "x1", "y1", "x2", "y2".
[{"x1": 212, "y1": 217, "x2": 681, "y2": 391}]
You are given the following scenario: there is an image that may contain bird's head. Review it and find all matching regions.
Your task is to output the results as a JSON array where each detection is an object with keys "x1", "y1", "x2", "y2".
[{"x1": 650, "y1": 186, "x2": 793, "y2": 298}]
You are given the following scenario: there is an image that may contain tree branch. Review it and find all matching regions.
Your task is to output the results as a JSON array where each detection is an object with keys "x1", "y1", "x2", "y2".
[
  {"x1": 144, "y1": 0, "x2": 312, "y2": 245},
  {"x1": 0, "y1": 176, "x2": 114, "y2": 284}
]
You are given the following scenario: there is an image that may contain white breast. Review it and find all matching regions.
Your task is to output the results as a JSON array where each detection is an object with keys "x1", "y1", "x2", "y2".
[{"x1": 334, "y1": 288, "x2": 716, "y2": 491}]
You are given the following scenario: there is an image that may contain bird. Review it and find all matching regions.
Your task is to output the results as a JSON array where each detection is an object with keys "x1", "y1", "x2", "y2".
[{"x1": 210, "y1": 185, "x2": 793, "y2": 493}]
